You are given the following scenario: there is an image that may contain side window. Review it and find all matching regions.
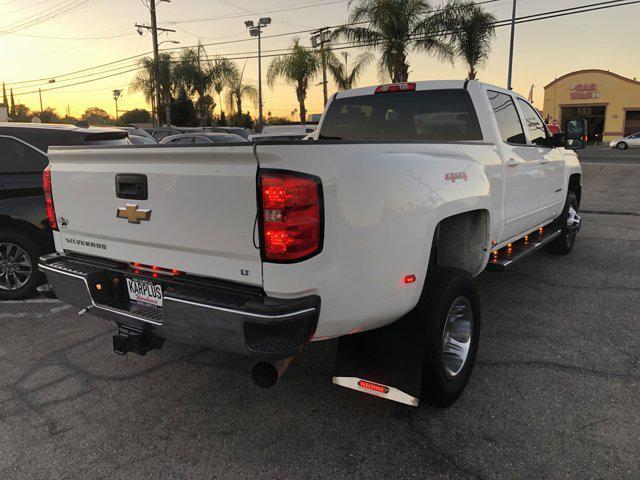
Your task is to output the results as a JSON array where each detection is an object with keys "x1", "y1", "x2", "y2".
[
  {"x1": 0, "y1": 137, "x2": 48, "y2": 174},
  {"x1": 175, "y1": 137, "x2": 194, "y2": 144},
  {"x1": 517, "y1": 98, "x2": 548, "y2": 146},
  {"x1": 194, "y1": 136, "x2": 211, "y2": 144},
  {"x1": 487, "y1": 90, "x2": 526, "y2": 145}
]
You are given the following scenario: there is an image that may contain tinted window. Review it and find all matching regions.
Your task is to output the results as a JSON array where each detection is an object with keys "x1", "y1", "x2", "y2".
[
  {"x1": 487, "y1": 91, "x2": 526, "y2": 144},
  {"x1": 207, "y1": 134, "x2": 247, "y2": 143},
  {"x1": 0, "y1": 137, "x2": 48, "y2": 173},
  {"x1": 174, "y1": 137, "x2": 194, "y2": 144},
  {"x1": 319, "y1": 89, "x2": 483, "y2": 142},
  {"x1": 194, "y1": 136, "x2": 211, "y2": 144},
  {"x1": 517, "y1": 99, "x2": 548, "y2": 145}
]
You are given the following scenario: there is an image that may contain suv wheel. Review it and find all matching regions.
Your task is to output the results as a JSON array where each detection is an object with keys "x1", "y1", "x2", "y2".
[{"x1": 0, "y1": 229, "x2": 42, "y2": 300}]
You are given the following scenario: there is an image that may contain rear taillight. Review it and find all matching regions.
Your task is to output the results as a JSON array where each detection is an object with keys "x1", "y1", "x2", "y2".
[
  {"x1": 43, "y1": 166, "x2": 58, "y2": 230},
  {"x1": 374, "y1": 82, "x2": 416, "y2": 94},
  {"x1": 259, "y1": 170, "x2": 322, "y2": 262}
]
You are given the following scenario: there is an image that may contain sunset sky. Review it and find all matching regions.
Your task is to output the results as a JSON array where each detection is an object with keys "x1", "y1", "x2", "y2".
[{"x1": 1, "y1": 0, "x2": 638, "y2": 120}]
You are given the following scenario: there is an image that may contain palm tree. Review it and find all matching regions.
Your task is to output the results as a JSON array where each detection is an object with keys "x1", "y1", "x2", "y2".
[
  {"x1": 173, "y1": 43, "x2": 235, "y2": 125},
  {"x1": 211, "y1": 56, "x2": 237, "y2": 118},
  {"x1": 225, "y1": 62, "x2": 258, "y2": 126},
  {"x1": 452, "y1": 2, "x2": 496, "y2": 80},
  {"x1": 267, "y1": 38, "x2": 320, "y2": 124},
  {"x1": 327, "y1": 51, "x2": 374, "y2": 90},
  {"x1": 334, "y1": 0, "x2": 460, "y2": 83},
  {"x1": 130, "y1": 53, "x2": 175, "y2": 123}
]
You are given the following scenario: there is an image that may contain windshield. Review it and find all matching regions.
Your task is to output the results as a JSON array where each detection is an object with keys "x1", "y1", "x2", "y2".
[{"x1": 318, "y1": 89, "x2": 482, "y2": 142}]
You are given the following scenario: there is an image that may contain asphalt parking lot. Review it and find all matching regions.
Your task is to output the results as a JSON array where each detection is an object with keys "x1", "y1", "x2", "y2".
[{"x1": 1, "y1": 149, "x2": 639, "y2": 480}]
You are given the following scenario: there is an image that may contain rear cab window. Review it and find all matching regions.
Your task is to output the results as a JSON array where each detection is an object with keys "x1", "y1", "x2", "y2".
[{"x1": 318, "y1": 89, "x2": 483, "y2": 142}]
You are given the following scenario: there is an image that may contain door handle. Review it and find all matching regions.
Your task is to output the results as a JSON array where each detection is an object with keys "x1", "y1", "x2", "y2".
[
  {"x1": 506, "y1": 158, "x2": 519, "y2": 167},
  {"x1": 115, "y1": 174, "x2": 148, "y2": 200},
  {"x1": 540, "y1": 158, "x2": 550, "y2": 164}
]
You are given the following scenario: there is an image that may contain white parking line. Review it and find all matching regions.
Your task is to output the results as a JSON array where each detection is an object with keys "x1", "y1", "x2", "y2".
[
  {"x1": 2, "y1": 298, "x2": 62, "y2": 304},
  {"x1": 581, "y1": 162, "x2": 640, "y2": 166}
]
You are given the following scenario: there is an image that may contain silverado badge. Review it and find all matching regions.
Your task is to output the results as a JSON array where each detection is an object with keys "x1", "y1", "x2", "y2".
[{"x1": 116, "y1": 204, "x2": 152, "y2": 224}]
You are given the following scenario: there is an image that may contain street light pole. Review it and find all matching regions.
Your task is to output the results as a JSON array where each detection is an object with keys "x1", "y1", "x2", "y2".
[
  {"x1": 246, "y1": 18, "x2": 271, "y2": 132},
  {"x1": 113, "y1": 89, "x2": 122, "y2": 124},
  {"x1": 507, "y1": 0, "x2": 517, "y2": 90}
]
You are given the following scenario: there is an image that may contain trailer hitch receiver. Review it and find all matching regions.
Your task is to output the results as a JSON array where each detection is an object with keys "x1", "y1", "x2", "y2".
[{"x1": 113, "y1": 325, "x2": 164, "y2": 356}]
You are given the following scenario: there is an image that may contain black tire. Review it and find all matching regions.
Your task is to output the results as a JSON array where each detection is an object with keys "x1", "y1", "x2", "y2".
[
  {"x1": 420, "y1": 266, "x2": 481, "y2": 408},
  {"x1": 546, "y1": 191, "x2": 580, "y2": 255},
  {"x1": 0, "y1": 228, "x2": 43, "y2": 300},
  {"x1": 617, "y1": 142, "x2": 628, "y2": 150}
]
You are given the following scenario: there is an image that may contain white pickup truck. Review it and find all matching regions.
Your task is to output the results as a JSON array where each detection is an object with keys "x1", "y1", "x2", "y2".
[{"x1": 39, "y1": 80, "x2": 585, "y2": 407}]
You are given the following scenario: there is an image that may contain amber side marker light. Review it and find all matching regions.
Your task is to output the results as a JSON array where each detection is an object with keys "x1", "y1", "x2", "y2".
[{"x1": 358, "y1": 380, "x2": 389, "y2": 394}]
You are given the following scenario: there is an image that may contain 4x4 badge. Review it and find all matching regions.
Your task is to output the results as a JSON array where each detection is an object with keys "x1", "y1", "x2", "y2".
[{"x1": 116, "y1": 204, "x2": 152, "y2": 224}]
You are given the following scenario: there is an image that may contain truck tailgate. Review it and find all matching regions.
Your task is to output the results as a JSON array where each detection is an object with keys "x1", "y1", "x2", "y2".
[{"x1": 47, "y1": 145, "x2": 262, "y2": 286}]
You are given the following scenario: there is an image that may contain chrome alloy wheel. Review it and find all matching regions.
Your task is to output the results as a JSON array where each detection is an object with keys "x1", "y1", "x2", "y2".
[
  {"x1": 0, "y1": 242, "x2": 33, "y2": 291},
  {"x1": 567, "y1": 206, "x2": 581, "y2": 232},
  {"x1": 441, "y1": 296, "x2": 473, "y2": 379}
]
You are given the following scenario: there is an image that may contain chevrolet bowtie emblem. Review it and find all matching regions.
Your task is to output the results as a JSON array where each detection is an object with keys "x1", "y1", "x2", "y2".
[{"x1": 116, "y1": 204, "x2": 151, "y2": 224}]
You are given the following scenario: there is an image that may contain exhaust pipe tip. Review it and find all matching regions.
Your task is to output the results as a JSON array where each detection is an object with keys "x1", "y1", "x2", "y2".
[{"x1": 251, "y1": 361, "x2": 279, "y2": 388}]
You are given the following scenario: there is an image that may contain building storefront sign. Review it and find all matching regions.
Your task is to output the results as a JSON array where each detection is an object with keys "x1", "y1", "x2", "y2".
[{"x1": 569, "y1": 83, "x2": 600, "y2": 99}]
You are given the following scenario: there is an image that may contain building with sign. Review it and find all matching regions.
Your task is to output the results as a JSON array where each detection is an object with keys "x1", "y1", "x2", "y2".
[{"x1": 543, "y1": 69, "x2": 640, "y2": 142}]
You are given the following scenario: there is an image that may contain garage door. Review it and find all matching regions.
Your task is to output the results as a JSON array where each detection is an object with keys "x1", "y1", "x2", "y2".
[{"x1": 624, "y1": 110, "x2": 640, "y2": 136}]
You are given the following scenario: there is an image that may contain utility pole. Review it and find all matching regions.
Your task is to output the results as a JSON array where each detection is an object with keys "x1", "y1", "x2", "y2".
[
  {"x1": 507, "y1": 0, "x2": 517, "y2": 90},
  {"x1": 136, "y1": 0, "x2": 175, "y2": 127},
  {"x1": 113, "y1": 89, "x2": 122, "y2": 124},
  {"x1": 38, "y1": 88, "x2": 43, "y2": 113},
  {"x1": 311, "y1": 28, "x2": 331, "y2": 106},
  {"x1": 245, "y1": 17, "x2": 271, "y2": 132}
]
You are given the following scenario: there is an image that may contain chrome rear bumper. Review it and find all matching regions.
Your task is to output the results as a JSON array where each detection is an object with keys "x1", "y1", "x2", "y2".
[{"x1": 39, "y1": 253, "x2": 320, "y2": 360}]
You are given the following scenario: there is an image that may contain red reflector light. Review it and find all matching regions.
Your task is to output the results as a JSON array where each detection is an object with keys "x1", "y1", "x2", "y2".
[
  {"x1": 403, "y1": 274, "x2": 416, "y2": 284},
  {"x1": 260, "y1": 171, "x2": 322, "y2": 261},
  {"x1": 43, "y1": 166, "x2": 58, "y2": 230},
  {"x1": 374, "y1": 82, "x2": 416, "y2": 94},
  {"x1": 358, "y1": 380, "x2": 389, "y2": 394}
]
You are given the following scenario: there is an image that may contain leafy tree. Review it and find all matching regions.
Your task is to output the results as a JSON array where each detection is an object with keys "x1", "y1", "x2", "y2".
[
  {"x1": 452, "y1": 2, "x2": 496, "y2": 80},
  {"x1": 38, "y1": 107, "x2": 61, "y2": 123},
  {"x1": 327, "y1": 51, "x2": 374, "y2": 90},
  {"x1": 218, "y1": 111, "x2": 227, "y2": 126},
  {"x1": 267, "y1": 38, "x2": 320, "y2": 124},
  {"x1": 118, "y1": 108, "x2": 152, "y2": 125},
  {"x1": 334, "y1": 0, "x2": 460, "y2": 82},
  {"x1": 225, "y1": 63, "x2": 258, "y2": 127},
  {"x1": 10, "y1": 104, "x2": 32, "y2": 122},
  {"x1": 170, "y1": 88, "x2": 198, "y2": 126},
  {"x1": 81, "y1": 107, "x2": 112, "y2": 125}
]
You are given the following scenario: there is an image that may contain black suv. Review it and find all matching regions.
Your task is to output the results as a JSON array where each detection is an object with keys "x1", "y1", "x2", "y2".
[{"x1": 0, "y1": 123, "x2": 128, "y2": 299}]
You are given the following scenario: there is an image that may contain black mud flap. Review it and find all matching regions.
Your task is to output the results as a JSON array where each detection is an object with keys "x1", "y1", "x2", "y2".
[{"x1": 333, "y1": 309, "x2": 428, "y2": 406}]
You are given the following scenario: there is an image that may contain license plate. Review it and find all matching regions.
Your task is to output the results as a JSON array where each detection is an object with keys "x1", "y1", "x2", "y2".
[{"x1": 126, "y1": 277, "x2": 163, "y2": 308}]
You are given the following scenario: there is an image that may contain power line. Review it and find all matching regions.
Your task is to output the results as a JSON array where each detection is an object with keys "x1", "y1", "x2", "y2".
[
  {"x1": 9, "y1": 0, "x2": 639, "y2": 95},
  {"x1": 0, "y1": 0, "x2": 102, "y2": 37},
  {"x1": 4, "y1": 0, "x2": 504, "y2": 85}
]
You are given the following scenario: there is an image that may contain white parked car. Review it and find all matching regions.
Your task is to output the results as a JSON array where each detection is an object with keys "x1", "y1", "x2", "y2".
[
  {"x1": 609, "y1": 132, "x2": 640, "y2": 149},
  {"x1": 39, "y1": 80, "x2": 585, "y2": 408}
]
